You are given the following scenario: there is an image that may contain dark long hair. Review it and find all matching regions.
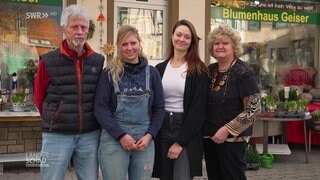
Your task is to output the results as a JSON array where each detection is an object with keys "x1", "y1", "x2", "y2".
[{"x1": 166, "y1": 19, "x2": 206, "y2": 75}]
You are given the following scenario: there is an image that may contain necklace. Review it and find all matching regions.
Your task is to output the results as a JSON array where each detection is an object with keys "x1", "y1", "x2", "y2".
[{"x1": 210, "y1": 58, "x2": 236, "y2": 92}]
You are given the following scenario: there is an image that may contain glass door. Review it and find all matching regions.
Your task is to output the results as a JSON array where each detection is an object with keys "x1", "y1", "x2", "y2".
[{"x1": 115, "y1": 0, "x2": 167, "y2": 65}]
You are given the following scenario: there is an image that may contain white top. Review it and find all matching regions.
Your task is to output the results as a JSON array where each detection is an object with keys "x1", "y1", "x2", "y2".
[{"x1": 162, "y1": 61, "x2": 187, "y2": 113}]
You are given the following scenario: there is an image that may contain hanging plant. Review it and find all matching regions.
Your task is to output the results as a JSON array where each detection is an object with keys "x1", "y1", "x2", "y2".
[{"x1": 87, "y1": 20, "x2": 96, "y2": 40}]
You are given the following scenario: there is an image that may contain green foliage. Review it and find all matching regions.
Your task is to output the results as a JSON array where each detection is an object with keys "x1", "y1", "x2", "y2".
[
  {"x1": 289, "y1": 89, "x2": 298, "y2": 101},
  {"x1": 25, "y1": 59, "x2": 38, "y2": 87},
  {"x1": 278, "y1": 89, "x2": 284, "y2": 102},
  {"x1": 265, "y1": 94, "x2": 275, "y2": 106},
  {"x1": 296, "y1": 99, "x2": 308, "y2": 112},
  {"x1": 286, "y1": 100, "x2": 297, "y2": 112},
  {"x1": 245, "y1": 145, "x2": 261, "y2": 164},
  {"x1": 311, "y1": 110, "x2": 320, "y2": 119},
  {"x1": 278, "y1": 88, "x2": 298, "y2": 102},
  {"x1": 276, "y1": 101, "x2": 286, "y2": 111},
  {"x1": 12, "y1": 92, "x2": 26, "y2": 103}
]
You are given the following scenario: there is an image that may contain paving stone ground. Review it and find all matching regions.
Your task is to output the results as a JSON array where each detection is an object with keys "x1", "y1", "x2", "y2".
[{"x1": 1, "y1": 145, "x2": 319, "y2": 180}]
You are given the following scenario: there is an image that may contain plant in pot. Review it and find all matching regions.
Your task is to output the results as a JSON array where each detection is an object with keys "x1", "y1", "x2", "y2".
[
  {"x1": 245, "y1": 145, "x2": 261, "y2": 170},
  {"x1": 286, "y1": 100, "x2": 297, "y2": 112},
  {"x1": 12, "y1": 91, "x2": 26, "y2": 112},
  {"x1": 310, "y1": 110, "x2": 320, "y2": 131},
  {"x1": 311, "y1": 109, "x2": 320, "y2": 121},
  {"x1": 265, "y1": 94, "x2": 276, "y2": 117}
]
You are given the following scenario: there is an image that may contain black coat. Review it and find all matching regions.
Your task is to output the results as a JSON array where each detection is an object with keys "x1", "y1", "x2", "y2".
[{"x1": 153, "y1": 60, "x2": 209, "y2": 177}]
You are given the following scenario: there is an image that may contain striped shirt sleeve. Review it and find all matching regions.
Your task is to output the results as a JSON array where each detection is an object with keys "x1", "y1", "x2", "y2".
[{"x1": 225, "y1": 93, "x2": 261, "y2": 136}]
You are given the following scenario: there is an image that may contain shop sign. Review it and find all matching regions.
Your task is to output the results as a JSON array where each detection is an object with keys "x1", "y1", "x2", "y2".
[
  {"x1": 2, "y1": 0, "x2": 62, "y2": 6},
  {"x1": 211, "y1": 0, "x2": 320, "y2": 25}
]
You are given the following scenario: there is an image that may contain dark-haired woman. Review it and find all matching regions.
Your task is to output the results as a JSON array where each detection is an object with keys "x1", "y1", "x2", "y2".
[{"x1": 152, "y1": 19, "x2": 209, "y2": 180}]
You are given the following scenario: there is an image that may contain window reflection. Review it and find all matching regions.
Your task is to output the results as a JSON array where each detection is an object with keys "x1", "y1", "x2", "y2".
[
  {"x1": 211, "y1": 20, "x2": 317, "y2": 90},
  {"x1": 0, "y1": 2, "x2": 62, "y2": 89},
  {"x1": 117, "y1": 7, "x2": 163, "y2": 61}
]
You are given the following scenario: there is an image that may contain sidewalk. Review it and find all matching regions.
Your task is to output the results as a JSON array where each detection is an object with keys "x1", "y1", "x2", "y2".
[{"x1": 1, "y1": 145, "x2": 320, "y2": 180}]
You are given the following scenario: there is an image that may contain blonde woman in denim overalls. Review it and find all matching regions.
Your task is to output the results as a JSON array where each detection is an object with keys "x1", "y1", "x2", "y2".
[{"x1": 94, "y1": 25, "x2": 165, "y2": 180}]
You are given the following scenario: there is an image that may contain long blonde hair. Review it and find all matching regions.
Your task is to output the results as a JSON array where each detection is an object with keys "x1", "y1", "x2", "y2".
[{"x1": 109, "y1": 25, "x2": 145, "y2": 83}]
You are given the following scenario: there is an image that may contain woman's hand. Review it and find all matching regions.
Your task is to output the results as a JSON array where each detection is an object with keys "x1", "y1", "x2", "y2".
[
  {"x1": 119, "y1": 134, "x2": 137, "y2": 151},
  {"x1": 136, "y1": 133, "x2": 152, "y2": 151},
  {"x1": 212, "y1": 126, "x2": 229, "y2": 144},
  {"x1": 167, "y1": 143, "x2": 183, "y2": 159}
]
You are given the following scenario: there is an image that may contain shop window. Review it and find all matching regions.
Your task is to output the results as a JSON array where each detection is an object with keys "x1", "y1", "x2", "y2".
[
  {"x1": 211, "y1": 19, "x2": 318, "y2": 91},
  {"x1": 116, "y1": 6, "x2": 165, "y2": 61},
  {"x1": 248, "y1": 21, "x2": 261, "y2": 31},
  {"x1": 211, "y1": 1, "x2": 319, "y2": 91},
  {"x1": 0, "y1": 1, "x2": 63, "y2": 92},
  {"x1": 272, "y1": 22, "x2": 288, "y2": 29}
]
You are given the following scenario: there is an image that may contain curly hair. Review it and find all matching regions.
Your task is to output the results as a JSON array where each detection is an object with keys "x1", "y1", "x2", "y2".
[{"x1": 207, "y1": 24, "x2": 243, "y2": 59}]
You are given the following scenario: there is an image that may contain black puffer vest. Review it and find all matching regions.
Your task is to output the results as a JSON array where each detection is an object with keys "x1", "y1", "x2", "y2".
[{"x1": 41, "y1": 49, "x2": 104, "y2": 134}]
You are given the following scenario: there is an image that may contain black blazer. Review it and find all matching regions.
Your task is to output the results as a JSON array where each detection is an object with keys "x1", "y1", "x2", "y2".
[{"x1": 153, "y1": 60, "x2": 209, "y2": 177}]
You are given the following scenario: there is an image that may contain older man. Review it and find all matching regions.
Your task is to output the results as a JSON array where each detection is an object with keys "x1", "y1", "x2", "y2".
[{"x1": 34, "y1": 4, "x2": 104, "y2": 180}]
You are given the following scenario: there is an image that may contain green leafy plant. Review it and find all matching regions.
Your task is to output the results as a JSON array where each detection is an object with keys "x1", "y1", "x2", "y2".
[
  {"x1": 311, "y1": 110, "x2": 320, "y2": 120},
  {"x1": 296, "y1": 99, "x2": 308, "y2": 112},
  {"x1": 286, "y1": 100, "x2": 297, "y2": 112},
  {"x1": 278, "y1": 88, "x2": 298, "y2": 102},
  {"x1": 245, "y1": 145, "x2": 261, "y2": 164},
  {"x1": 25, "y1": 59, "x2": 38, "y2": 87},
  {"x1": 276, "y1": 101, "x2": 286, "y2": 111},
  {"x1": 12, "y1": 92, "x2": 26, "y2": 104},
  {"x1": 265, "y1": 94, "x2": 276, "y2": 112}
]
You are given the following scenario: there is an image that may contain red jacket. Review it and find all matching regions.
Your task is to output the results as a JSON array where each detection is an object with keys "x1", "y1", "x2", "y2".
[{"x1": 34, "y1": 40, "x2": 95, "y2": 115}]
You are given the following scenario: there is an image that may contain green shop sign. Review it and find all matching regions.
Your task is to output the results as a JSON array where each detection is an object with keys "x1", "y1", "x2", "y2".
[
  {"x1": 211, "y1": 0, "x2": 320, "y2": 25},
  {"x1": 2, "y1": 0, "x2": 62, "y2": 6}
]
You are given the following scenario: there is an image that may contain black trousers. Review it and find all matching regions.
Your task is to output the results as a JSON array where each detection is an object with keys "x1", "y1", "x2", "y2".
[
  {"x1": 159, "y1": 112, "x2": 192, "y2": 180},
  {"x1": 203, "y1": 138, "x2": 247, "y2": 180}
]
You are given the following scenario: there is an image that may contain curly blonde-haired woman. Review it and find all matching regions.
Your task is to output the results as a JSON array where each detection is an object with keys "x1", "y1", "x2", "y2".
[{"x1": 203, "y1": 24, "x2": 261, "y2": 180}]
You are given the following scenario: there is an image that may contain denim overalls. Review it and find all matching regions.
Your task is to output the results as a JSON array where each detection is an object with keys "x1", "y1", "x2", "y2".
[{"x1": 99, "y1": 65, "x2": 155, "y2": 180}]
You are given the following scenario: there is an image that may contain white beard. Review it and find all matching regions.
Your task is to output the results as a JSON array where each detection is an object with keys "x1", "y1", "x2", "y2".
[{"x1": 73, "y1": 38, "x2": 85, "y2": 47}]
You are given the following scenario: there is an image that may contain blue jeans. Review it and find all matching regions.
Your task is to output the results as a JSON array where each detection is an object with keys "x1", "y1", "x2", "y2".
[
  {"x1": 40, "y1": 130, "x2": 100, "y2": 180},
  {"x1": 99, "y1": 129, "x2": 154, "y2": 180}
]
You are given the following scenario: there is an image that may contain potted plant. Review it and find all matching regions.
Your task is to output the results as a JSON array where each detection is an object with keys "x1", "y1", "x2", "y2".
[
  {"x1": 12, "y1": 89, "x2": 26, "y2": 112},
  {"x1": 310, "y1": 109, "x2": 320, "y2": 131},
  {"x1": 311, "y1": 109, "x2": 320, "y2": 121},
  {"x1": 286, "y1": 100, "x2": 297, "y2": 112},
  {"x1": 265, "y1": 94, "x2": 276, "y2": 117},
  {"x1": 296, "y1": 99, "x2": 308, "y2": 112},
  {"x1": 245, "y1": 145, "x2": 260, "y2": 170}
]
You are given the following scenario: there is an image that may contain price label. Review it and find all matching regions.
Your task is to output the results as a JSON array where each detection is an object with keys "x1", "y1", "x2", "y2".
[{"x1": 284, "y1": 87, "x2": 290, "y2": 99}]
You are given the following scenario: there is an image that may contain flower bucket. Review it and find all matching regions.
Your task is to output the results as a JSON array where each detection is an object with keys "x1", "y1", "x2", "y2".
[
  {"x1": 12, "y1": 103, "x2": 26, "y2": 112},
  {"x1": 261, "y1": 153, "x2": 274, "y2": 168}
]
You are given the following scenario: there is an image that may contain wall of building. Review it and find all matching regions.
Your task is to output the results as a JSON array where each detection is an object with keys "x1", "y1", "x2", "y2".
[
  {"x1": 179, "y1": 0, "x2": 208, "y2": 63},
  {"x1": 0, "y1": 121, "x2": 42, "y2": 154},
  {"x1": 73, "y1": 0, "x2": 211, "y2": 65},
  {"x1": 76, "y1": 0, "x2": 107, "y2": 56}
]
